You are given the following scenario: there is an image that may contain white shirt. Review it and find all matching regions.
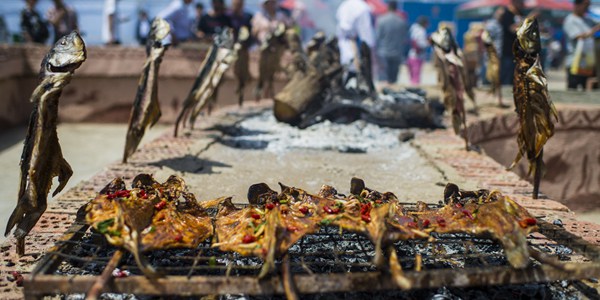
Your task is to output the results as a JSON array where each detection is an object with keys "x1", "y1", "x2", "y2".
[
  {"x1": 408, "y1": 23, "x2": 428, "y2": 60},
  {"x1": 102, "y1": 0, "x2": 117, "y2": 43},
  {"x1": 335, "y1": 0, "x2": 375, "y2": 65},
  {"x1": 158, "y1": 0, "x2": 193, "y2": 41},
  {"x1": 563, "y1": 13, "x2": 595, "y2": 67}
]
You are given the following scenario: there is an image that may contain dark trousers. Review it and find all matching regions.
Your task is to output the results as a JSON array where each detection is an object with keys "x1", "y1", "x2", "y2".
[
  {"x1": 566, "y1": 68, "x2": 591, "y2": 90},
  {"x1": 500, "y1": 56, "x2": 515, "y2": 85},
  {"x1": 378, "y1": 55, "x2": 402, "y2": 83}
]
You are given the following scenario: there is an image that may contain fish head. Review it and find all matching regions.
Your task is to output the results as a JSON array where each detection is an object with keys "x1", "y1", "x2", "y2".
[
  {"x1": 46, "y1": 31, "x2": 86, "y2": 72},
  {"x1": 516, "y1": 17, "x2": 541, "y2": 54},
  {"x1": 431, "y1": 27, "x2": 454, "y2": 53},
  {"x1": 481, "y1": 30, "x2": 492, "y2": 45},
  {"x1": 150, "y1": 17, "x2": 171, "y2": 46},
  {"x1": 215, "y1": 27, "x2": 235, "y2": 49}
]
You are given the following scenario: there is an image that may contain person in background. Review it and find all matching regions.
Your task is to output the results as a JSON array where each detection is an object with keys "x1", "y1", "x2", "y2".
[
  {"x1": 158, "y1": 0, "x2": 195, "y2": 45},
  {"x1": 21, "y1": 0, "x2": 49, "y2": 44},
  {"x1": 335, "y1": 0, "x2": 375, "y2": 67},
  {"x1": 498, "y1": 0, "x2": 525, "y2": 85},
  {"x1": 46, "y1": 0, "x2": 78, "y2": 43},
  {"x1": 0, "y1": 15, "x2": 9, "y2": 43},
  {"x1": 407, "y1": 16, "x2": 429, "y2": 85},
  {"x1": 197, "y1": 0, "x2": 232, "y2": 40},
  {"x1": 375, "y1": 0, "x2": 408, "y2": 86},
  {"x1": 193, "y1": 3, "x2": 205, "y2": 36},
  {"x1": 103, "y1": 0, "x2": 129, "y2": 45},
  {"x1": 563, "y1": 0, "x2": 600, "y2": 90},
  {"x1": 229, "y1": 0, "x2": 253, "y2": 40},
  {"x1": 252, "y1": 0, "x2": 293, "y2": 44},
  {"x1": 136, "y1": 10, "x2": 151, "y2": 46}
]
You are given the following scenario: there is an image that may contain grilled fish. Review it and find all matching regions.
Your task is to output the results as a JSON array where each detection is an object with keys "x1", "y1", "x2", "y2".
[
  {"x1": 5, "y1": 31, "x2": 86, "y2": 255},
  {"x1": 123, "y1": 18, "x2": 170, "y2": 163},
  {"x1": 481, "y1": 30, "x2": 503, "y2": 106},
  {"x1": 510, "y1": 17, "x2": 558, "y2": 199},
  {"x1": 174, "y1": 29, "x2": 236, "y2": 136},
  {"x1": 254, "y1": 23, "x2": 287, "y2": 100},
  {"x1": 233, "y1": 26, "x2": 252, "y2": 106},
  {"x1": 86, "y1": 174, "x2": 217, "y2": 277},
  {"x1": 431, "y1": 27, "x2": 470, "y2": 150}
]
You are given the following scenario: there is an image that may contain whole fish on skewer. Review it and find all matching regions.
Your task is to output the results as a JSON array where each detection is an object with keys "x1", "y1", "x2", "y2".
[
  {"x1": 123, "y1": 18, "x2": 170, "y2": 163},
  {"x1": 481, "y1": 30, "x2": 503, "y2": 107},
  {"x1": 233, "y1": 26, "x2": 252, "y2": 106},
  {"x1": 174, "y1": 29, "x2": 236, "y2": 136},
  {"x1": 510, "y1": 17, "x2": 558, "y2": 199},
  {"x1": 431, "y1": 26, "x2": 470, "y2": 150},
  {"x1": 254, "y1": 23, "x2": 287, "y2": 100},
  {"x1": 5, "y1": 32, "x2": 86, "y2": 255}
]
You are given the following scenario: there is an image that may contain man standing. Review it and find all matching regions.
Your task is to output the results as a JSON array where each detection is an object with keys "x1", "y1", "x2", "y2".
[
  {"x1": 229, "y1": 0, "x2": 253, "y2": 40},
  {"x1": 335, "y1": 0, "x2": 375, "y2": 67},
  {"x1": 21, "y1": 0, "x2": 49, "y2": 44},
  {"x1": 375, "y1": 1, "x2": 407, "y2": 85},
  {"x1": 47, "y1": 0, "x2": 78, "y2": 43},
  {"x1": 103, "y1": 0, "x2": 130, "y2": 45},
  {"x1": 158, "y1": 0, "x2": 195, "y2": 45},
  {"x1": 498, "y1": 0, "x2": 525, "y2": 85},
  {"x1": 407, "y1": 16, "x2": 429, "y2": 85},
  {"x1": 197, "y1": 0, "x2": 233, "y2": 40},
  {"x1": 563, "y1": 0, "x2": 600, "y2": 90}
]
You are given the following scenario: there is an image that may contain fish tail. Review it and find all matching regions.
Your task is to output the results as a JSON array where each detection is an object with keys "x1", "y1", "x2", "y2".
[
  {"x1": 52, "y1": 157, "x2": 73, "y2": 196},
  {"x1": 5, "y1": 204, "x2": 25, "y2": 236}
]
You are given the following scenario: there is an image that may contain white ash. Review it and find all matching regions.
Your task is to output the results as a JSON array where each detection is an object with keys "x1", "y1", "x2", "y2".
[{"x1": 221, "y1": 111, "x2": 412, "y2": 153}]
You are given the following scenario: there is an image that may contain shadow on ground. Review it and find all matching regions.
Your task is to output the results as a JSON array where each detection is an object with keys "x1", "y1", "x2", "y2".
[{"x1": 150, "y1": 154, "x2": 232, "y2": 174}]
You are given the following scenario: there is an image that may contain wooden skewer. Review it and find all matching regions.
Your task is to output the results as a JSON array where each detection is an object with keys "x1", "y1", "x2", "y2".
[
  {"x1": 86, "y1": 249, "x2": 124, "y2": 300},
  {"x1": 282, "y1": 253, "x2": 299, "y2": 300},
  {"x1": 533, "y1": 149, "x2": 543, "y2": 199}
]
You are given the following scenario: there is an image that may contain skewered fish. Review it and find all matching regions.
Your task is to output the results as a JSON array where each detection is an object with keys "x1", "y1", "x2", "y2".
[
  {"x1": 510, "y1": 17, "x2": 558, "y2": 199},
  {"x1": 481, "y1": 30, "x2": 503, "y2": 106},
  {"x1": 86, "y1": 174, "x2": 218, "y2": 277},
  {"x1": 431, "y1": 26, "x2": 470, "y2": 150},
  {"x1": 87, "y1": 175, "x2": 540, "y2": 288},
  {"x1": 233, "y1": 26, "x2": 252, "y2": 106},
  {"x1": 123, "y1": 18, "x2": 170, "y2": 163},
  {"x1": 5, "y1": 32, "x2": 86, "y2": 256},
  {"x1": 174, "y1": 29, "x2": 236, "y2": 136},
  {"x1": 254, "y1": 23, "x2": 287, "y2": 100}
]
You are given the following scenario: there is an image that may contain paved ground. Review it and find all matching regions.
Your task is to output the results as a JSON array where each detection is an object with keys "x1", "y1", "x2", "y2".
[{"x1": 0, "y1": 124, "x2": 167, "y2": 239}]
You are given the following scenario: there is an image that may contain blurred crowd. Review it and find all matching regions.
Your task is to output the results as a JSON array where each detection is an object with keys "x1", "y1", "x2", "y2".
[{"x1": 7, "y1": 0, "x2": 600, "y2": 90}]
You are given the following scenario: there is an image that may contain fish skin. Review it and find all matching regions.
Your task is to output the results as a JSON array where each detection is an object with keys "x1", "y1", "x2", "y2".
[
  {"x1": 123, "y1": 18, "x2": 170, "y2": 163},
  {"x1": 5, "y1": 31, "x2": 86, "y2": 255},
  {"x1": 431, "y1": 26, "x2": 469, "y2": 149},
  {"x1": 234, "y1": 26, "x2": 252, "y2": 106},
  {"x1": 174, "y1": 29, "x2": 236, "y2": 136},
  {"x1": 510, "y1": 17, "x2": 557, "y2": 176},
  {"x1": 254, "y1": 23, "x2": 287, "y2": 100}
]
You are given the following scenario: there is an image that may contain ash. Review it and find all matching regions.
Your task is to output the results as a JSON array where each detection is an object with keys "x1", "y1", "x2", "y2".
[{"x1": 216, "y1": 110, "x2": 414, "y2": 153}]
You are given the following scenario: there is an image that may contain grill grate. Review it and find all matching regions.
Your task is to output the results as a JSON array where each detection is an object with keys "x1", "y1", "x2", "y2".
[{"x1": 25, "y1": 203, "x2": 600, "y2": 298}]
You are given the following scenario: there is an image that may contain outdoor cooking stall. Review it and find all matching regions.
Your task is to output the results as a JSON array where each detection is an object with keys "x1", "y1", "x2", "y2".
[{"x1": 23, "y1": 199, "x2": 600, "y2": 298}]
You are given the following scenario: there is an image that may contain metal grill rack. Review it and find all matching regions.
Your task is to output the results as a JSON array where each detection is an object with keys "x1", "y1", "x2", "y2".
[{"x1": 25, "y1": 203, "x2": 600, "y2": 298}]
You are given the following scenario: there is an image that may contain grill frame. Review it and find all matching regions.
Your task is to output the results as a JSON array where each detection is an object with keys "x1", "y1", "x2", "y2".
[{"x1": 24, "y1": 203, "x2": 600, "y2": 298}]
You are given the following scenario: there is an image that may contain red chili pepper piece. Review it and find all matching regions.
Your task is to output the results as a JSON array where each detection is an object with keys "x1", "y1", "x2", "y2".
[
  {"x1": 519, "y1": 217, "x2": 537, "y2": 228},
  {"x1": 251, "y1": 213, "x2": 261, "y2": 220},
  {"x1": 265, "y1": 203, "x2": 275, "y2": 210},
  {"x1": 437, "y1": 217, "x2": 446, "y2": 227},
  {"x1": 360, "y1": 203, "x2": 372, "y2": 215},
  {"x1": 462, "y1": 209, "x2": 474, "y2": 220},
  {"x1": 11, "y1": 271, "x2": 23, "y2": 287},
  {"x1": 407, "y1": 221, "x2": 418, "y2": 228},
  {"x1": 287, "y1": 226, "x2": 298, "y2": 232},
  {"x1": 139, "y1": 189, "x2": 147, "y2": 199},
  {"x1": 323, "y1": 205, "x2": 339, "y2": 214},
  {"x1": 454, "y1": 203, "x2": 463, "y2": 208},
  {"x1": 299, "y1": 206, "x2": 309, "y2": 214},
  {"x1": 154, "y1": 200, "x2": 167, "y2": 210},
  {"x1": 422, "y1": 219, "x2": 431, "y2": 228},
  {"x1": 242, "y1": 234, "x2": 256, "y2": 243},
  {"x1": 113, "y1": 270, "x2": 129, "y2": 278},
  {"x1": 375, "y1": 199, "x2": 383, "y2": 204},
  {"x1": 107, "y1": 193, "x2": 116, "y2": 200},
  {"x1": 115, "y1": 190, "x2": 130, "y2": 198},
  {"x1": 361, "y1": 214, "x2": 371, "y2": 223},
  {"x1": 174, "y1": 233, "x2": 183, "y2": 242}
]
